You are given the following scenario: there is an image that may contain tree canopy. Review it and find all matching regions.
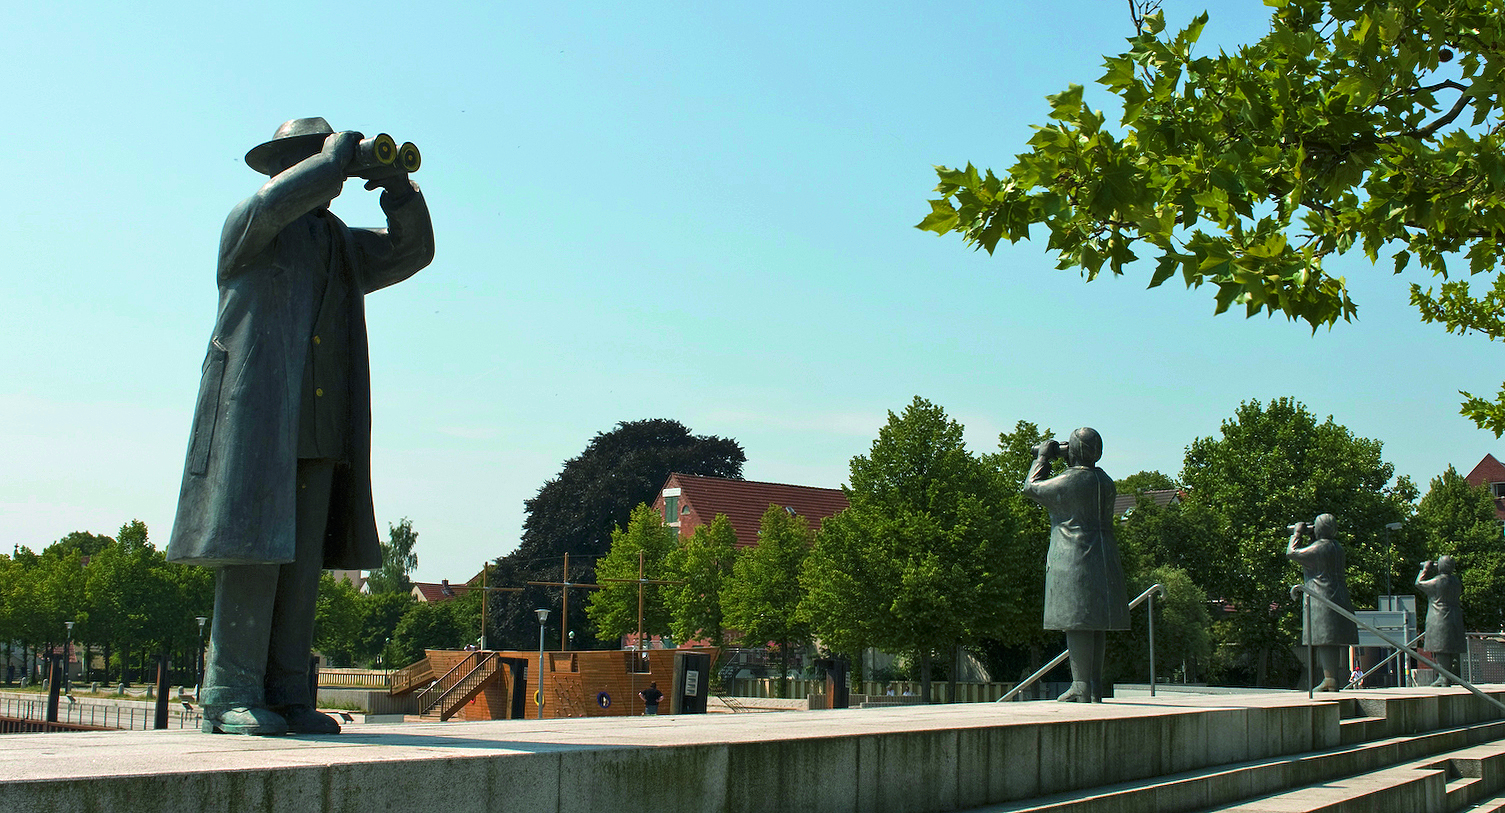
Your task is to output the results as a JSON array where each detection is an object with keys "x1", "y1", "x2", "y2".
[
  {"x1": 585, "y1": 503, "x2": 679, "y2": 645},
  {"x1": 489, "y1": 419, "x2": 744, "y2": 650},
  {"x1": 664, "y1": 513, "x2": 737, "y2": 648},
  {"x1": 920, "y1": 1, "x2": 1505, "y2": 433},
  {"x1": 365, "y1": 517, "x2": 419, "y2": 595},
  {"x1": 722, "y1": 505, "x2": 813, "y2": 695}
]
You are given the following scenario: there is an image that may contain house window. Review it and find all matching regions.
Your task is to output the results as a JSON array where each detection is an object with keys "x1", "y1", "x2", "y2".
[
  {"x1": 1493, "y1": 482, "x2": 1505, "y2": 499},
  {"x1": 664, "y1": 496, "x2": 678, "y2": 523}
]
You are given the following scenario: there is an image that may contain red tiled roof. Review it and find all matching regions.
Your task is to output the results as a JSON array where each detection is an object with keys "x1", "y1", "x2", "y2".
[
  {"x1": 411, "y1": 581, "x2": 470, "y2": 603},
  {"x1": 664, "y1": 473, "x2": 849, "y2": 548}
]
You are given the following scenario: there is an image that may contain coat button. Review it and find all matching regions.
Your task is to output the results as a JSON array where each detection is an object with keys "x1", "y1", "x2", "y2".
[
  {"x1": 313, "y1": 335, "x2": 321, "y2": 345},
  {"x1": 315, "y1": 388, "x2": 324, "y2": 397}
]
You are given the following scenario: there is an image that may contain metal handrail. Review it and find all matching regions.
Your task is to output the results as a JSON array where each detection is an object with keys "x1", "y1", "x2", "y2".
[
  {"x1": 997, "y1": 583, "x2": 1167, "y2": 703},
  {"x1": 1344, "y1": 631, "x2": 1424, "y2": 690},
  {"x1": 1290, "y1": 584, "x2": 1505, "y2": 715}
]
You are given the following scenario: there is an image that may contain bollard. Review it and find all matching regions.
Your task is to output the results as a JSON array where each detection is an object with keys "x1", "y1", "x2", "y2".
[{"x1": 154, "y1": 656, "x2": 170, "y2": 730}]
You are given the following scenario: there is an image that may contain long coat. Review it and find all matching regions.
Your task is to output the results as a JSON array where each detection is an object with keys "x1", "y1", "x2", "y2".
[
  {"x1": 166, "y1": 152, "x2": 434, "y2": 568},
  {"x1": 1287, "y1": 537, "x2": 1359, "y2": 646},
  {"x1": 1417, "y1": 571, "x2": 1466, "y2": 654},
  {"x1": 1023, "y1": 460, "x2": 1129, "y2": 631}
]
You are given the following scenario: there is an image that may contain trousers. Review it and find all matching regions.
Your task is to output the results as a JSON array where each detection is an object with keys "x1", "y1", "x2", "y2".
[{"x1": 200, "y1": 459, "x2": 334, "y2": 708}]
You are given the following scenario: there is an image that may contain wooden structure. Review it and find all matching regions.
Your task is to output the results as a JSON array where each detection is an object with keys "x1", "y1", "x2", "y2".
[{"x1": 388, "y1": 647, "x2": 717, "y2": 721}]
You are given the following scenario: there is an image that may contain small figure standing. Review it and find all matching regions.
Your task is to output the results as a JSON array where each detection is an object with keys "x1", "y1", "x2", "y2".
[
  {"x1": 1287, "y1": 514, "x2": 1358, "y2": 692},
  {"x1": 1023, "y1": 427, "x2": 1129, "y2": 703},
  {"x1": 639, "y1": 682, "x2": 663, "y2": 715},
  {"x1": 1416, "y1": 556, "x2": 1466, "y2": 686}
]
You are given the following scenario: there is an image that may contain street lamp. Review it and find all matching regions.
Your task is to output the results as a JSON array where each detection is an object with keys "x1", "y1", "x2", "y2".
[
  {"x1": 63, "y1": 621, "x2": 74, "y2": 695},
  {"x1": 535, "y1": 609, "x2": 550, "y2": 720},
  {"x1": 195, "y1": 616, "x2": 208, "y2": 700},
  {"x1": 1384, "y1": 521, "x2": 1406, "y2": 598}
]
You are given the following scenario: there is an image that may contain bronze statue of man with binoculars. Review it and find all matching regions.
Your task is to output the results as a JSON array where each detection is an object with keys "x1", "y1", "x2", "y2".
[{"x1": 166, "y1": 117, "x2": 434, "y2": 735}]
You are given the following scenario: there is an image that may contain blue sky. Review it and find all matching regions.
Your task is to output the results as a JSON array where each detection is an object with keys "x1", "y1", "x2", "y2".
[{"x1": 4, "y1": 1, "x2": 1498, "y2": 583}]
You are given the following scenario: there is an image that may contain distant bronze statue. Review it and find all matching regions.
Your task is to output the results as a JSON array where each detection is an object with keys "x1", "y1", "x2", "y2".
[
  {"x1": 1417, "y1": 555, "x2": 1466, "y2": 686},
  {"x1": 1287, "y1": 514, "x2": 1358, "y2": 692},
  {"x1": 167, "y1": 118, "x2": 434, "y2": 735},
  {"x1": 1023, "y1": 427, "x2": 1128, "y2": 703}
]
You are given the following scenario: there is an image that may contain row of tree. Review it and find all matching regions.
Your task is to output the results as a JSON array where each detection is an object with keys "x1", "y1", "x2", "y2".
[{"x1": 570, "y1": 396, "x2": 1505, "y2": 693}]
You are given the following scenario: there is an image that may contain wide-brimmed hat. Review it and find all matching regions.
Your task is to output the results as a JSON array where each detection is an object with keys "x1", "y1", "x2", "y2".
[{"x1": 245, "y1": 117, "x2": 333, "y2": 175}]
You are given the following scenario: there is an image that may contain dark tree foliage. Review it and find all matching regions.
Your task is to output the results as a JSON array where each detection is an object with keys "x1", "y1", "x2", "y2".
[{"x1": 487, "y1": 419, "x2": 745, "y2": 650}]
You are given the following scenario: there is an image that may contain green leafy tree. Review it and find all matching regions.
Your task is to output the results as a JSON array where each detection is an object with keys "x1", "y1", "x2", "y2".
[
  {"x1": 665, "y1": 514, "x2": 737, "y2": 648},
  {"x1": 722, "y1": 506, "x2": 814, "y2": 697},
  {"x1": 920, "y1": 1, "x2": 1505, "y2": 433},
  {"x1": 1117, "y1": 471, "x2": 1180, "y2": 494},
  {"x1": 1413, "y1": 466, "x2": 1505, "y2": 631},
  {"x1": 366, "y1": 517, "x2": 419, "y2": 595},
  {"x1": 1175, "y1": 398, "x2": 1414, "y2": 686},
  {"x1": 1105, "y1": 564, "x2": 1213, "y2": 685},
  {"x1": 803, "y1": 397, "x2": 1018, "y2": 700},
  {"x1": 389, "y1": 602, "x2": 465, "y2": 667},
  {"x1": 314, "y1": 573, "x2": 364, "y2": 667},
  {"x1": 585, "y1": 504, "x2": 678, "y2": 645},
  {"x1": 358, "y1": 591, "x2": 417, "y2": 668},
  {"x1": 492, "y1": 419, "x2": 745, "y2": 651}
]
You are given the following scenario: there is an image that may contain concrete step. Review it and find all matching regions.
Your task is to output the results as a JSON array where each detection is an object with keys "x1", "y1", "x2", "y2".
[
  {"x1": 965, "y1": 716, "x2": 1505, "y2": 813},
  {"x1": 1339, "y1": 715, "x2": 1387, "y2": 745}
]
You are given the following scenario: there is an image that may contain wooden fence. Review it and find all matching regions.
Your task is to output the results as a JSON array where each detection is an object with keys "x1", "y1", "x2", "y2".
[
  {"x1": 317, "y1": 668, "x2": 394, "y2": 689},
  {"x1": 728, "y1": 678, "x2": 1015, "y2": 703}
]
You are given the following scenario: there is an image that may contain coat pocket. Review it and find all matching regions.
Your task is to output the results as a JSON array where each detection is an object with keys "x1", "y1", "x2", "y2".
[{"x1": 187, "y1": 343, "x2": 229, "y2": 476}]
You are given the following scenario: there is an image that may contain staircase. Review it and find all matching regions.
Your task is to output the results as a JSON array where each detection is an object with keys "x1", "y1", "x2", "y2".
[
  {"x1": 414, "y1": 652, "x2": 503, "y2": 721},
  {"x1": 387, "y1": 656, "x2": 434, "y2": 696},
  {"x1": 966, "y1": 689, "x2": 1505, "y2": 813}
]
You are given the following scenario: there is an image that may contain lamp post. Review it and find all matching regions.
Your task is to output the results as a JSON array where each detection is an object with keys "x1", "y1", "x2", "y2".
[
  {"x1": 63, "y1": 621, "x2": 74, "y2": 695},
  {"x1": 194, "y1": 616, "x2": 208, "y2": 699},
  {"x1": 535, "y1": 609, "x2": 550, "y2": 720},
  {"x1": 1383, "y1": 521, "x2": 1405, "y2": 598}
]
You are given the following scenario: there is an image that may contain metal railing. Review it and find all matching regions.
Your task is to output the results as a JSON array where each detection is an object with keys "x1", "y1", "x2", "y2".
[
  {"x1": 1291, "y1": 584, "x2": 1505, "y2": 715},
  {"x1": 0, "y1": 696, "x2": 202, "y2": 732},
  {"x1": 1345, "y1": 632, "x2": 1425, "y2": 690},
  {"x1": 998, "y1": 583, "x2": 1167, "y2": 703}
]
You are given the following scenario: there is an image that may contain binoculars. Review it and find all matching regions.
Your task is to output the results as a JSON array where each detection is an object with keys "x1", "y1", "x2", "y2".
[
  {"x1": 1031, "y1": 440, "x2": 1067, "y2": 457},
  {"x1": 349, "y1": 133, "x2": 421, "y2": 176},
  {"x1": 1286, "y1": 522, "x2": 1313, "y2": 536}
]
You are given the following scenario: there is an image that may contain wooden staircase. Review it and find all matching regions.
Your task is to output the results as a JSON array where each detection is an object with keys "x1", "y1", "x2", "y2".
[
  {"x1": 387, "y1": 656, "x2": 434, "y2": 697},
  {"x1": 414, "y1": 652, "x2": 504, "y2": 721}
]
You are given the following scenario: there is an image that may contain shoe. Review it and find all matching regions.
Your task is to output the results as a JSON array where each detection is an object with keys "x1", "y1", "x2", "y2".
[
  {"x1": 1089, "y1": 681, "x2": 1103, "y2": 703},
  {"x1": 1057, "y1": 681, "x2": 1091, "y2": 703},
  {"x1": 1431, "y1": 677, "x2": 1451, "y2": 688},
  {"x1": 1314, "y1": 677, "x2": 1339, "y2": 692},
  {"x1": 202, "y1": 705, "x2": 287, "y2": 736},
  {"x1": 278, "y1": 705, "x2": 341, "y2": 734}
]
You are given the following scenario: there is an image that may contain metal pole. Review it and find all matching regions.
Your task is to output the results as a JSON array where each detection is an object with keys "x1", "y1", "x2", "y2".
[
  {"x1": 1306, "y1": 594, "x2": 1314, "y2": 701},
  {"x1": 535, "y1": 609, "x2": 549, "y2": 720},
  {"x1": 1148, "y1": 591, "x2": 1157, "y2": 697}
]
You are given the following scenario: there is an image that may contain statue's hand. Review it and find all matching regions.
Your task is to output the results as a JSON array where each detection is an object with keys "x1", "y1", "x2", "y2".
[
  {"x1": 323, "y1": 131, "x2": 361, "y2": 167},
  {"x1": 363, "y1": 169, "x2": 411, "y2": 193}
]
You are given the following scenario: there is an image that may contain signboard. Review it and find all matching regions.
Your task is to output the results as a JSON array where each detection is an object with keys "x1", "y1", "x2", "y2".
[
  {"x1": 684, "y1": 670, "x2": 699, "y2": 697},
  {"x1": 1354, "y1": 610, "x2": 1413, "y2": 648}
]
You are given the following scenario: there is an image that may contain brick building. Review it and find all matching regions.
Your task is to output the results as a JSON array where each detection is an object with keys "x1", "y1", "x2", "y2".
[
  {"x1": 1464, "y1": 454, "x2": 1505, "y2": 522},
  {"x1": 649, "y1": 473, "x2": 850, "y2": 546}
]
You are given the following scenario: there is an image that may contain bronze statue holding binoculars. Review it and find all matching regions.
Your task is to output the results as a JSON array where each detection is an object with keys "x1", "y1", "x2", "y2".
[
  {"x1": 167, "y1": 117, "x2": 434, "y2": 735},
  {"x1": 1023, "y1": 427, "x2": 1128, "y2": 703},
  {"x1": 1286, "y1": 514, "x2": 1358, "y2": 691},
  {"x1": 1417, "y1": 556, "x2": 1465, "y2": 686}
]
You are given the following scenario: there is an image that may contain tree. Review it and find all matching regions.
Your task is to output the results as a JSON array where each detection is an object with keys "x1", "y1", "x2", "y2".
[
  {"x1": 366, "y1": 517, "x2": 419, "y2": 595},
  {"x1": 920, "y1": 1, "x2": 1505, "y2": 433},
  {"x1": 1413, "y1": 466, "x2": 1505, "y2": 631},
  {"x1": 389, "y1": 602, "x2": 465, "y2": 667},
  {"x1": 585, "y1": 504, "x2": 678, "y2": 646},
  {"x1": 664, "y1": 514, "x2": 737, "y2": 648},
  {"x1": 803, "y1": 397, "x2": 1018, "y2": 701},
  {"x1": 314, "y1": 573, "x2": 364, "y2": 667},
  {"x1": 1105, "y1": 564, "x2": 1213, "y2": 685},
  {"x1": 722, "y1": 506, "x2": 814, "y2": 697},
  {"x1": 490, "y1": 419, "x2": 744, "y2": 651},
  {"x1": 358, "y1": 591, "x2": 416, "y2": 668},
  {"x1": 1174, "y1": 398, "x2": 1414, "y2": 686},
  {"x1": 1117, "y1": 471, "x2": 1180, "y2": 494}
]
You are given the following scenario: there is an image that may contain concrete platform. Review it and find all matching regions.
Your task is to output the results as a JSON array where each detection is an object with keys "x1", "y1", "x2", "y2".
[{"x1": 0, "y1": 687, "x2": 1498, "y2": 813}]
